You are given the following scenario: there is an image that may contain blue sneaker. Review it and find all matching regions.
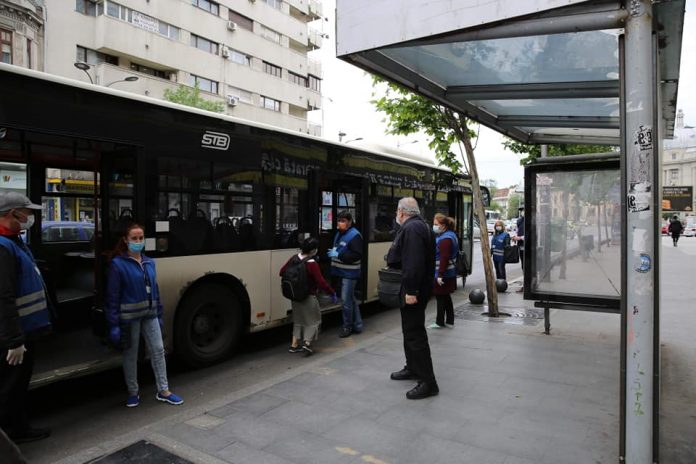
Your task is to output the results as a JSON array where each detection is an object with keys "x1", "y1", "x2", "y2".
[
  {"x1": 156, "y1": 392, "x2": 183, "y2": 405},
  {"x1": 126, "y1": 395, "x2": 140, "y2": 408}
]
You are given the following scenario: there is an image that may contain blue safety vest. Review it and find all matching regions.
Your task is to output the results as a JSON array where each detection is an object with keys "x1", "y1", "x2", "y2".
[
  {"x1": 0, "y1": 236, "x2": 51, "y2": 334},
  {"x1": 330, "y1": 227, "x2": 362, "y2": 279},
  {"x1": 106, "y1": 254, "x2": 160, "y2": 324},
  {"x1": 491, "y1": 231, "x2": 510, "y2": 262},
  {"x1": 434, "y1": 230, "x2": 458, "y2": 279}
]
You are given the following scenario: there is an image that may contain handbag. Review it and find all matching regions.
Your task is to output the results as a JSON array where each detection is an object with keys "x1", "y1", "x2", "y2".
[
  {"x1": 504, "y1": 244, "x2": 520, "y2": 264},
  {"x1": 455, "y1": 250, "x2": 468, "y2": 275}
]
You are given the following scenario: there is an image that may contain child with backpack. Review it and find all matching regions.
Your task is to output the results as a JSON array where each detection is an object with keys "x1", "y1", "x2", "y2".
[{"x1": 279, "y1": 237, "x2": 337, "y2": 357}]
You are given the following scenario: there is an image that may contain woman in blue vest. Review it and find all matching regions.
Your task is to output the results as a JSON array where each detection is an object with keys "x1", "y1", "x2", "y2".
[
  {"x1": 328, "y1": 211, "x2": 363, "y2": 338},
  {"x1": 429, "y1": 214, "x2": 458, "y2": 329},
  {"x1": 491, "y1": 220, "x2": 511, "y2": 280},
  {"x1": 106, "y1": 223, "x2": 183, "y2": 408}
]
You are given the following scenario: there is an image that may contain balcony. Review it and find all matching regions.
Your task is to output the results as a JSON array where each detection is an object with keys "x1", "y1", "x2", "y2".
[
  {"x1": 307, "y1": 28, "x2": 324, "y2": 50},
  {"x1": 308, "y1": 0, "x2": 323, "y2": 20}
]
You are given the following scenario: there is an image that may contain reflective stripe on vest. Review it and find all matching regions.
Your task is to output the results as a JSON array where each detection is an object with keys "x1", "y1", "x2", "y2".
[
  {"x1": 331, "y1": 227, "x2": 362, "y2": 279},
  {"x1": 0, "y1": 236, "x2": 51, "y2": 334},
  {"x1": 435, "y1": 231, "x2": 458, "y2": 278},
  {"x1": 492, "y1": 233, "x2": 507, "y2": 257}
]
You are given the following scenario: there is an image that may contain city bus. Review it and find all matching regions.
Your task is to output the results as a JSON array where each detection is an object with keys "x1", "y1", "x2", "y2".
[{"x1": 0, "y1": 63, "x2": 474, "y2": 386}]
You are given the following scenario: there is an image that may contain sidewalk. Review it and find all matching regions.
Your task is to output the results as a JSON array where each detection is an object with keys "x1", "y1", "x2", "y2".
[{"x1": 53, "y1": 244, "x2": 694, "y2": 464}]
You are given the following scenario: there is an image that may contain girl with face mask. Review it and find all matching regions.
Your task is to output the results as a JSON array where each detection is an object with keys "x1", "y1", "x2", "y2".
[
  {"x1": 491, "y1": 220, "x2": 511, "y2": 280},
  {"x1": 105, "y1": 223, "x2": 183, "y2": 408},
  {"x1": 429, "y1": 214, "x2": 458, "y2": 329}
]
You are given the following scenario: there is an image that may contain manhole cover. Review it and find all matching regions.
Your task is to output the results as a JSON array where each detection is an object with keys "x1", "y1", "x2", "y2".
[
  {"x1": 86, "y1": 440, "x2": 193, "y2": 464},
  {"x1": 454, "y1": 303, "x2": 544, "y2": 326}
]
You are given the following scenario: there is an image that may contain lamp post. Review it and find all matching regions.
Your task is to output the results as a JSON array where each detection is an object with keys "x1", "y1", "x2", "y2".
[
  {"x1": 74, "y1": 62, "x2": 94, "y2": 84},
  {"x1": 106, "y1": 76, "x2": 139, "y2": 87},
  {"x1": 338, "y1": 131, "x2": 346, "y2": 142}
]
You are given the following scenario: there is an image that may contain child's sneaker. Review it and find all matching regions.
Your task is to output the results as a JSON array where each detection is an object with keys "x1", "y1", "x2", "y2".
[
  {"x1": 288, "y1": 345, "x2": 303, "y2": 353},
  {"x1": 302, "y1": 344, "x2": 314, "y2": 357},
  {"x1": 156, "y1": 392, "x2": 184, "y2": 405},
  {"x1": 427, "y1": 322, "x2": 444, "y2": 329},
  {"x1": 126, "y1": 395, "x2": 140, "y2": 408}
]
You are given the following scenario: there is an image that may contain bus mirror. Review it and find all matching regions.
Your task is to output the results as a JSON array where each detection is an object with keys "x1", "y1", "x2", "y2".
[{"x1": 480, "y1": 186, "x2": 491, "y2": 207}]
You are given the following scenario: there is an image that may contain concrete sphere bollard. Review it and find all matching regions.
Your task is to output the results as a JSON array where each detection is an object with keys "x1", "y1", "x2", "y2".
[
  {"x1": 495, "y1": 279, "x2": 508, "y2": 293},
  {"x1": 469, "y1": 288, "x2": 485, "y2": 304}
]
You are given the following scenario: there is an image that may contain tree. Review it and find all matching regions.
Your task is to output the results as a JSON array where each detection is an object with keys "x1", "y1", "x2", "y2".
[
  {"x1": 507, "y1": 194, "x2": 521, "y2": 218},
  {"x1": 372, "y1": 78, "x2": 502, "y2": 316},
  {"x1": 163, "y1": 83, "x2": 226, "y2": 113},
  {"x1": 503, "y1": 140, "x2": 616, "y2": 165}
]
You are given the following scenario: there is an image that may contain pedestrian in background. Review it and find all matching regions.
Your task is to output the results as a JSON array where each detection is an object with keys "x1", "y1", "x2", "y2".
[
  {"x1": 668, "y1": 215, "x2": 683, "y2": 247},
  {"x1": 106, "y1": 223, "x2": 183, "y2": 408},
  {"x1": 491, "y1": 219, "x2": 510, "y2": 280},
  {"x1": 514, "y1": 207, "x2": 525, "y2": 270},
  {"x1": 387, "y1": 197, "x2": 439, "y2": 399},
  {"x1": 0, "y1": 192, "x2": 52, "y2": 444},
  {"x1": 329, "y1": 211, "x2": 364, "y2": 338},
  {"x1": 280, "y1": 237, "x2": 336, "y2": 357},
  {"x1": 429, "y1": 213, "x2": 457, "y2": 329}
]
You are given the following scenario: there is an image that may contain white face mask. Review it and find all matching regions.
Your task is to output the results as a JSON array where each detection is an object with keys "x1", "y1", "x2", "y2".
[
  {"x1": 495, "y1": 226, "x2": 503, "y2": 232},
  {"x1": 395, "y1": 211, "x2": 403, "y2": 226},
  {"x1": 433, "y1": 225, "x2": 442, "y2": 234},
  {"x1": 18, "y1": 214, "x2": 35, "y2": 231}
]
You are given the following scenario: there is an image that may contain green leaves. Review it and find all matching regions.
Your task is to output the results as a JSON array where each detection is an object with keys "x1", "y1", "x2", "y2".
[
  {"x1": 163, "y1": 83, "x2": 226, "y2": 113},
  {"x1": 502, "y1": 139, "x2": 615, "y2": 165}
]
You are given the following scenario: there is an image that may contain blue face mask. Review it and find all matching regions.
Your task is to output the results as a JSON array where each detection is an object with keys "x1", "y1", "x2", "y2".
[
  {"x1": 127, "y1": 241, "x2": 145, "y2": 253},
  {"x1": 432, "y1": 225, "x2": 442, "y2": 234}
]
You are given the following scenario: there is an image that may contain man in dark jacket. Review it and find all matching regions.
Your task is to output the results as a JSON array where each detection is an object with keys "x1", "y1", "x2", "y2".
[
  {"x1": 387, "y1": 197, "x2": 439, "y2": 399},
  {"x1": 0, "y1": 192, "x2": 51, "y2": 444},
  {"x1": 668, "y1": 215, "x2": 683, "y2": 247},
  {"x1": 329, "y1": 211, "x2": 364, "y2": 337}
]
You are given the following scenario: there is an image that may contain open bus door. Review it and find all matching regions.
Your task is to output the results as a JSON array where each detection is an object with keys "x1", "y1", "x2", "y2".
[
  {"x1": 449, "y1": 191, "x2": 474, "y2": 287},
  {"x1": 308, "y1": 170, "x2": 369, "y2": 304}
]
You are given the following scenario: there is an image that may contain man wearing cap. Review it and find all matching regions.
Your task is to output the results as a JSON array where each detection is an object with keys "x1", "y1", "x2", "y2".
[{"x1": 0, "y1": 192, "x2": 52, "y2": 444}]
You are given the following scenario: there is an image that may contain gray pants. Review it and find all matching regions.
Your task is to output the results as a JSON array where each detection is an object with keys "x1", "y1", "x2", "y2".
[{"x1": 123, "y1": 317, "x2": 169, "y2": 395}]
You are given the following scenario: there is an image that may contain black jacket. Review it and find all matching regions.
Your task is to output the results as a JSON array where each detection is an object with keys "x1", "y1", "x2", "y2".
[
  {"x1": 668, "y1": 220, "x2": 683, "y2": 236},
  {"x1": 387, "y1": 215, "x2": 435, "y2": 299},
  {"x1": 0, "y1": 234, "x2": 25, "y2": 350}
]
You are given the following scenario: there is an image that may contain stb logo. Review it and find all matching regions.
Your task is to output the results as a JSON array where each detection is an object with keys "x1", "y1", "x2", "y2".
[{"x1": 201, "y1": 131, "x2": 230, "y2": 151}]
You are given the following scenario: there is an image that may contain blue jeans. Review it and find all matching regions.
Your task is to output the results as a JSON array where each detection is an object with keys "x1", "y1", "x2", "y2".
[
  {"x1": 494, "y1": 259, "x2": 506, "y2": 280},
  {"x1": 123, "y1": 317, "x2": 169, "y2": 395},
  {"x1": 340, "y1": 278, "x2": 363, "y2": 332}
]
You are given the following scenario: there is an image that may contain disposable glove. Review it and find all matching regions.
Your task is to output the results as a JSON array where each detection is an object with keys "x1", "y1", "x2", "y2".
[
  {"x1": 109, "y1": 326, "x2": 121, "y2": 347},
  {"x1": 437, "y1": 277, "x2": 445, "y2": 286},
  {"x1": 6, "y1": 345, "x2": 26, "y2": 365},
  {"x1": 331, "y1": 293, "x2": 338, "y2": 304},
  {"x1": 327, "y1": 248, "x2": 339, "y2": 258}
]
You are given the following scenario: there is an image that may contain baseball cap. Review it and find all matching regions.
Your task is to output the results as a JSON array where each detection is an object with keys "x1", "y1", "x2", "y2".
[{"x1": 0, "y1": 191, "x2": 42, "y2": 212}]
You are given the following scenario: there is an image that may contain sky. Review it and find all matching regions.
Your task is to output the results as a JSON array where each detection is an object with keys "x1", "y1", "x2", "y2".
[{"x1": 308, "y1": 0, "x2": 696, "y2": 190}]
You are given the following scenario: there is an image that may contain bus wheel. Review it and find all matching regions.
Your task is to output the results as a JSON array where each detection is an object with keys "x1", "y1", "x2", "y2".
[{"x1": 174, "y1": 283, "x2": 243, "y2": 367}]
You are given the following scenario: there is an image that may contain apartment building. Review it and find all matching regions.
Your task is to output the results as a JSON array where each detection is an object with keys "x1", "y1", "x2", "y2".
[
  {"x1": 41, "y1": 0, "x2": 324, "y2": 135},
  {"x1": 663, "y1": 109, "x2": 696, "y2": 213},
  {"x1": 0, "y1": 0, "x2": 44, "y2": 70}
]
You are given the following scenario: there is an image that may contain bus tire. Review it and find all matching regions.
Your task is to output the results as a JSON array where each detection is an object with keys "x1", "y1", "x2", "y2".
[{"x1": 174, "y1": 282, "x2": 243, "y2": 368}]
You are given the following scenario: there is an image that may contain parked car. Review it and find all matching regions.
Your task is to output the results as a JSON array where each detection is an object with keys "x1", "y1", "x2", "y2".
[
  {"x1": 661, "y1": 222, "x2": 669, "y2": 235},
  {"x1": 41, "y1": 221, "x2": 95, "y2": 242},
  {"x1": 684, "y1": 220, "x2": 696, "y2": 237}
]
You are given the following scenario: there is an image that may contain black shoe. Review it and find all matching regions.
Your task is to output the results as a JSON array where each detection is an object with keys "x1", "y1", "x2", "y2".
[
  {"x1": 390, "y1": 368, "x2": 418, "y2": 381},
  {"x1": 406, "y1": 381, "x2": 439, "y2": 400},
  {"x1": 288, "y1": 345, "x2": 303, "y2": 353},
  {"x1": 302, "y1": 344, "x2": 314, "y2": 357},
  {"x1": 338, "y1": 328, "x2": 352, "y2": 338},
  {"x1": 8, "y1": 426, "x2": 51, "y2": 444}
]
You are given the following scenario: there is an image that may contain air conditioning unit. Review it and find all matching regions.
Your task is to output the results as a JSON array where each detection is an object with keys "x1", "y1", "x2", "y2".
[
  {"x1": 221, "y1": 47, "x2": 230, "y2": 58},
  {"x1": 227, "y1": 21, "x2": 238, "y2": 31},
  {"x1": 227, "y1": 95, "x2": 240, "y2": 107}
]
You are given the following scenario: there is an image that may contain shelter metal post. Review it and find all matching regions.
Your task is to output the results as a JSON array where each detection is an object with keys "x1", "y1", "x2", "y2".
[{"x1": 623, "y1": 0, "x2": 657, "y2": 461}]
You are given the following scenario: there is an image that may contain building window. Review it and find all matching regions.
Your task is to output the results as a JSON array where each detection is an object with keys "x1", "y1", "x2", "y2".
[
  {"x1": 0, "y1": 29, "x2": 11, "y2": 64},
  {"x1": 672, "y1": 153, "x2": 677, "y2": 160},
  {"x1": 308, "y1": 74, "x2": 321, "y2": 92},
  {"x1": 669, "y1": 169, "x2": 679, "y2": 182},
  {"x1": 227, "y1": 86, "x2": 252, "y2": 104},
  {"x1": 76, "y1": 0, "x2": 99, "y2": 16},
  {"x1": 130, "y1": 63, "x2": 171, "y2": 79},
  {"x1": 259, "y1": 25, "x2": 281, "y2": 44},
  {"x1": 227, "y1": 48, "x2": 250, "y2": 66},
  {"x1": 288, "y1": 71, "x2": 308, "y2": 87},
  {"x1": 264, "y1": 0, "x2": 282, "y2": 9},
  {"x1": 228, "y1": 10, "x2": 253, "y2": 30},
  {"x1": 104, "y1": 2, "x2": 180, "y2": 40},
  {"x1": 158, "y1": 21, "x2": 180, "y2": 40},
  {"x1": 190, "y1": 74, "x2": 219, "y2": 94},
  {"x1": 190, "y1": 34, "x2": 218, "y2": 54},
  {"x1": 192, "y1": 0, "x2": 219, "y2": 16},
  {"x1": 263, "y1": 61, "x2": 282, "y2": 78},
  {"x1": 260, "y1": 96, "x2": 281, "y2": 112},
  {"x1": 76, "y1": 45, "x2": 118, "y2": 66}
]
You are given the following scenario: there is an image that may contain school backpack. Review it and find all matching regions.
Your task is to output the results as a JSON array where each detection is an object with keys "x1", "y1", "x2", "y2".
[{"x1": 281, "y1": 255, "x2": 310, "y2": 301}]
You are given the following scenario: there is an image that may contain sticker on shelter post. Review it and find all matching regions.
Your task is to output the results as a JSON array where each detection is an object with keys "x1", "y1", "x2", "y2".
[
  {"x1": 635, "y1": 254, "x2": 651, "y2": 273},
  {"x1": 628, "y1": 193, "x2": 650, "y2": 212},
  {"x1": 635, "y1": 125, "x2": 653, "y2": 151}
]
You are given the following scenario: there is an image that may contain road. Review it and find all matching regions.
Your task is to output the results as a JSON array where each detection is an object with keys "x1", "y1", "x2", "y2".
[{"x1": 20, "y1": 239, "x2": 521, "y2": 463}]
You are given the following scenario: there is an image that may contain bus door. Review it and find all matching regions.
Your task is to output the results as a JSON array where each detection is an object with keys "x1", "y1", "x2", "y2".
[
  {"x1": 449, "y1": 191, "x2": 474, "y2": 279},
  {"x1": 309, "y1": 170, "x2": 369, "y2": 302}
]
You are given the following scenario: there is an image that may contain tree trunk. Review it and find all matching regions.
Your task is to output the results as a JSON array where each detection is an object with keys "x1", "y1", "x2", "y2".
[
  {"x1": 447, "y1": 111, "x2": 499, "y2": 316},
  {"x1": 596, "y1": 203, "x2": 602, "y2": 253}
]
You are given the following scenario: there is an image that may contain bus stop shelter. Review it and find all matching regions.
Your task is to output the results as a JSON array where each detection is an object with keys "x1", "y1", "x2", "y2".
[{"x1": 335, "y1": 0, "x2": 686, "y2": 462}]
